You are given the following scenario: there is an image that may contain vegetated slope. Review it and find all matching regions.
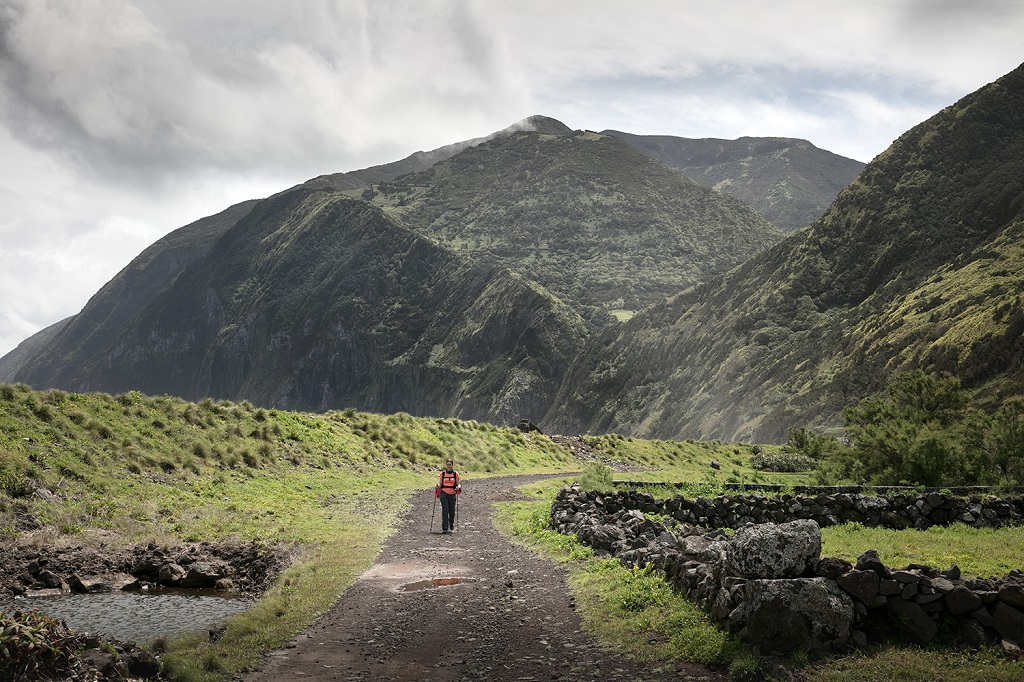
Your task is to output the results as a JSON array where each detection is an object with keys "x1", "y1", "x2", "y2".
[
  {"x1": 546, "y1": 62, "x2": 1024, "y2": 443},
  {"x1": 606, "y1": 131, "x2": 865, "y2": 232},
  {"x1": 15, "y1": 190, "x2": 587, "y2": 424},
  {"x1": 368, "y1": 120, "x2": 783, "y2": 321}
]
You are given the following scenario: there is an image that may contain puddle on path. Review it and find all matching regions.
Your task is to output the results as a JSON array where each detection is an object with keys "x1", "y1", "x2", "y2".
[
  {"x1": 397, "y1": 577, "x2": 478, "y2": 592},
  {"x1": 0, "y1": 589, "x2": 252, "y2": 643}
]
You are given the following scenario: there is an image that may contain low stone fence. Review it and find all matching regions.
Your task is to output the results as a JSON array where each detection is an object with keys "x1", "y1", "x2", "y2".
[
  {"x1": 551, "y1": 486, "x2": 1024, "y2": 655},
  {"x1": 598, "y1": 487, "x2": 1024, "y2": 530}
]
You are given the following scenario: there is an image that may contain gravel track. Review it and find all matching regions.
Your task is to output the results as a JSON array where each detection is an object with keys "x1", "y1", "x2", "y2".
[{"x1": 243, "y1": 474, "x2": 725, "y2": 682}]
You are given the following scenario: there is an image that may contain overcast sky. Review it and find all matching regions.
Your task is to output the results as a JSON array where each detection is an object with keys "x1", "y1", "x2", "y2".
[{"x1": 1, "y1": 0, "x2": 1023, "y2": 357}]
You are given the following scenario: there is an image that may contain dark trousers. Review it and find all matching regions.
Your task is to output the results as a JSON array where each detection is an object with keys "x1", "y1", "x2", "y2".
[{"x1": 440, "y1": 492, "x2": 457, "y2": 531}]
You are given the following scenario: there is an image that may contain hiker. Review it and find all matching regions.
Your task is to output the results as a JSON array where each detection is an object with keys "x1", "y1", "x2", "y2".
[{"x1": 436, "y1": 459, "x2": 461, "y2": 534}]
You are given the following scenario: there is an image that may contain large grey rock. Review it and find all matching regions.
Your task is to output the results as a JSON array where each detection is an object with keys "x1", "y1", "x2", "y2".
[
  {"x1": 725, "y1": 520, "x2": 821, "y2": 579},
  {"x1": 854, "y1": 549, "x2": 891, "y2": 578},
  {"x1": 836, "y1": 569, "x2": 884, "y2": 607},
  {"x1": 37, "y1": 569, "x2": 62, "y2": 588},
  {"x1": 888, "y1": 598, "x2": 938, "y2": 643},
  {"x1": 731, "y1": 577, "x2": 854, "y2": 654},
  {"x1": 998, "y1": 583, "x2": 1024, "y2": 609},
  {"x1": 993, "y1": 602, "x2": 1024, "y2": 645},
  {"x1": 70, "y1": 573, "x2": 140, "y2": 593},
  {"x1": 180, "y1": 562, "x2": 224, "y2": 588},
  {"x1": 945, "y1": 586, "x2": 983, "y2": 615},
  {"x1": 157, "y1": 563, "x2": 186, "y2": 586}
]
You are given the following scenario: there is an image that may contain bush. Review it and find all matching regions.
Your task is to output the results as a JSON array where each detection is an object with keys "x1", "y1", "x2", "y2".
[
  {"x1": 751, "y1": 451, "x2": 815, "y2": 472},
  {"x1": 0, "y1": 609, "x2": 81, "y2": 679},
  {"x1": 579, "y1": 462, "x2": 615, "y2": 492}
]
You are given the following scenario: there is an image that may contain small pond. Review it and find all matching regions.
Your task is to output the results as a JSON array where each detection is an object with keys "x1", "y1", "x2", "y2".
[{"x1": 0, "y1": 589, "x2": 252, "y2": 643}]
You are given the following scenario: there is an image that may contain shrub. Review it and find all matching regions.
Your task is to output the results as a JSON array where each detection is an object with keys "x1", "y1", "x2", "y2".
[
  {"x1": 579, "y1": 462, "x2": 615, "y2": 492},
  {"x1": 751, "y1": 451, "x2": 816, "y2": 473},
  {"x1": 0, "y1": 609, "x2": 81, "y2": 680}
]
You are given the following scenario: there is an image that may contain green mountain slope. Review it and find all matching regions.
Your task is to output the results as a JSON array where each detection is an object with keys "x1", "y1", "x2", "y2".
[
  {"x1": 15, "y1": 190, "x2": 587, "y2": 423},
  {"x1": 367, "y1": 123, "x2": 784, "y2": 320},
  {"x1": 605, "y1": 131, "x2": 865, "y2": 232},
  {"x1": 545, "y1": 62, "x2": 1024, "y2": 442}
]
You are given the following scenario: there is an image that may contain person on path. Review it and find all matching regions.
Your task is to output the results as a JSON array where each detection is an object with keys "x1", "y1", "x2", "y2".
[{"x1": 436, "y1": 459, "x2": 461, "y2": 534}]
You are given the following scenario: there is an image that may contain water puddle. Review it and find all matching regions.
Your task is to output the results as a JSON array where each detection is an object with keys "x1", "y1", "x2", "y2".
[
  {"x1": 397, "y1": 577, "x2": 477, "y2": 592},
  {"x1": 0, "y1": 588, "x2": 252, "y2": 643}
]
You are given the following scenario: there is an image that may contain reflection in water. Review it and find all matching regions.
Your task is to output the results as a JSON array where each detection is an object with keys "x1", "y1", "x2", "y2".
[
  {"x1": 398, "y1": 577, "x2": 477, "y2": 592},
  {"x1": 0, "y1": 589, "x2": 252, "y2": 643}
]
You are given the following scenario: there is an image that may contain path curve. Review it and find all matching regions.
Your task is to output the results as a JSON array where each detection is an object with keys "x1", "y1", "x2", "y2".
[{"x1": 244, "y1": 474, "x2": 724, "y2": 681}]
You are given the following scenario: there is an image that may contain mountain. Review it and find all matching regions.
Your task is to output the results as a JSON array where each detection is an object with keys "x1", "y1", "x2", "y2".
[
  {"x1": 605, "y1": 131, "x2": 865, "y2": 232},
  {"x1": 0, "y1": 316, "x2": 71, "y2": 382},
  {"x1": 545, "y1": 62, "x2": 1024, "y2": 443},
  {"x1": 14, "y1": 190, "x2": 587, "y2": 423},
  {"x1": 367, "y1": 122, "x2": 784, "y2": 321}
]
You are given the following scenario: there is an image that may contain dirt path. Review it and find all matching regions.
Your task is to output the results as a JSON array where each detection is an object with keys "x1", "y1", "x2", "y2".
[{"x1": 243, "y1": 474, "x2": 725, "y2": 682}]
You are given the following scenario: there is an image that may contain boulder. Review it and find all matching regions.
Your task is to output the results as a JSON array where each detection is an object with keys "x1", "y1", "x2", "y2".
[
  {"x1": 724, "y1": 520, "x2": 821, "y2": 579},
  {"x1": 126, "y1": 649, "x2": 161, "y2": 678},
  {"x1": 888, "y1": 598, "x2": 938, "y2": 643},
  {"x1": 37, "y1": 569, "x2": 62, "y2": 588},
  {"x1": 730, "y1": 577, "x2": 854, "y2": 654},
  {"x1": 836, "y1": 569, "x2": 883, "y2": 607},
  {"x1": 998, "y1": 583, "x2": 1024, "y2": 609},
  {"x1": 957, "y1": 619, "x2": 990, "y2": 649},
  {"x1": 854, "y1": 549, "x2": 891, "y2": 578},
  {"x1": 181, "y1": 562, "x2": 223, "y2": 588},
  {"x1": 993, "y1": 602, "x2": 1024, "y2": 645},
  {"x1": 157, "y1": 563, "x2": 186, "y2": 586},
  {"x1": 70, "y1": 573, "x2": 140, "y2": 593},
  {"x1": 945, "y1": 586, "x2": 984, "y2": 615}
]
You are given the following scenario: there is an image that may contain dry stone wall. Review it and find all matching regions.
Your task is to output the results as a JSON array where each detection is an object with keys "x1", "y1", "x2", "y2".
[
  {"x1": 551, "y1": 486, "x2": 1024, "y2": 655},
  {"x1": 606, "y1": 487, "x2": 1024, "y2": 530}
]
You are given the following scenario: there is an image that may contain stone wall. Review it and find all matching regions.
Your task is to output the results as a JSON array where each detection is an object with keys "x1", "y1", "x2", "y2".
[
  {"x1": 551, "y1": 486, "x2": 1024, "y2": 655},
  {"x1": 600, "y1": 487, "x2": 1024, "y2": 530}
]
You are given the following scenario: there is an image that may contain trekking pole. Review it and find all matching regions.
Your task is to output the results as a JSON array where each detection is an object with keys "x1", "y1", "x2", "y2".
[
  {"x1": 430, "y1": 489, "x2": 438, "y2": 533},
  {"x1": 453, "y1": 491, "x2": 459, "y2": 532}
]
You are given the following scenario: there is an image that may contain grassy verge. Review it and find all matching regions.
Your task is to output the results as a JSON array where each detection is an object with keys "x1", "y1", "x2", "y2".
[{"x1": 492, "y1": 479, "x2": 740, "y2": 672}]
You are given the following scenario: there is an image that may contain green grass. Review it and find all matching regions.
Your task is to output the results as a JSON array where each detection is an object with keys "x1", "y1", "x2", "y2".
[
  {"x1": 492, "y1": 480, "x2": 740, "y2": 668},
  {"x1": 821, "y1": 522, "x2": 1024, "y2": 578},
  {"x1": 802, "y1": 646, "x2": 1024, "y2": 682}
]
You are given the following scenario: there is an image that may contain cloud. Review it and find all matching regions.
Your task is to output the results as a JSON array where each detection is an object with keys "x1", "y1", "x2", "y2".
[{"x1": 0, "y1": 0, "x2": 533, "y2": 186}]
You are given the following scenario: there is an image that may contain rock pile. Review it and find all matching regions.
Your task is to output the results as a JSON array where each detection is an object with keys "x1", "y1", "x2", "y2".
[
  {"x1": 552, "y1": 486, "x2": 1024, "y2": 655},
  {"x1": 2, "y1": 540, "x2": 292, "y2": 598}
]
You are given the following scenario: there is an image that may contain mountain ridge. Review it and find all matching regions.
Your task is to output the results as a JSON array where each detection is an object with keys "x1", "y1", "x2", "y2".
[
  {"x1": 604, "y1": 130, "x2": 865, "y2": 232},
  {"x1": 545, "y1": 62, "x2": 1024, "y2": 442}
]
